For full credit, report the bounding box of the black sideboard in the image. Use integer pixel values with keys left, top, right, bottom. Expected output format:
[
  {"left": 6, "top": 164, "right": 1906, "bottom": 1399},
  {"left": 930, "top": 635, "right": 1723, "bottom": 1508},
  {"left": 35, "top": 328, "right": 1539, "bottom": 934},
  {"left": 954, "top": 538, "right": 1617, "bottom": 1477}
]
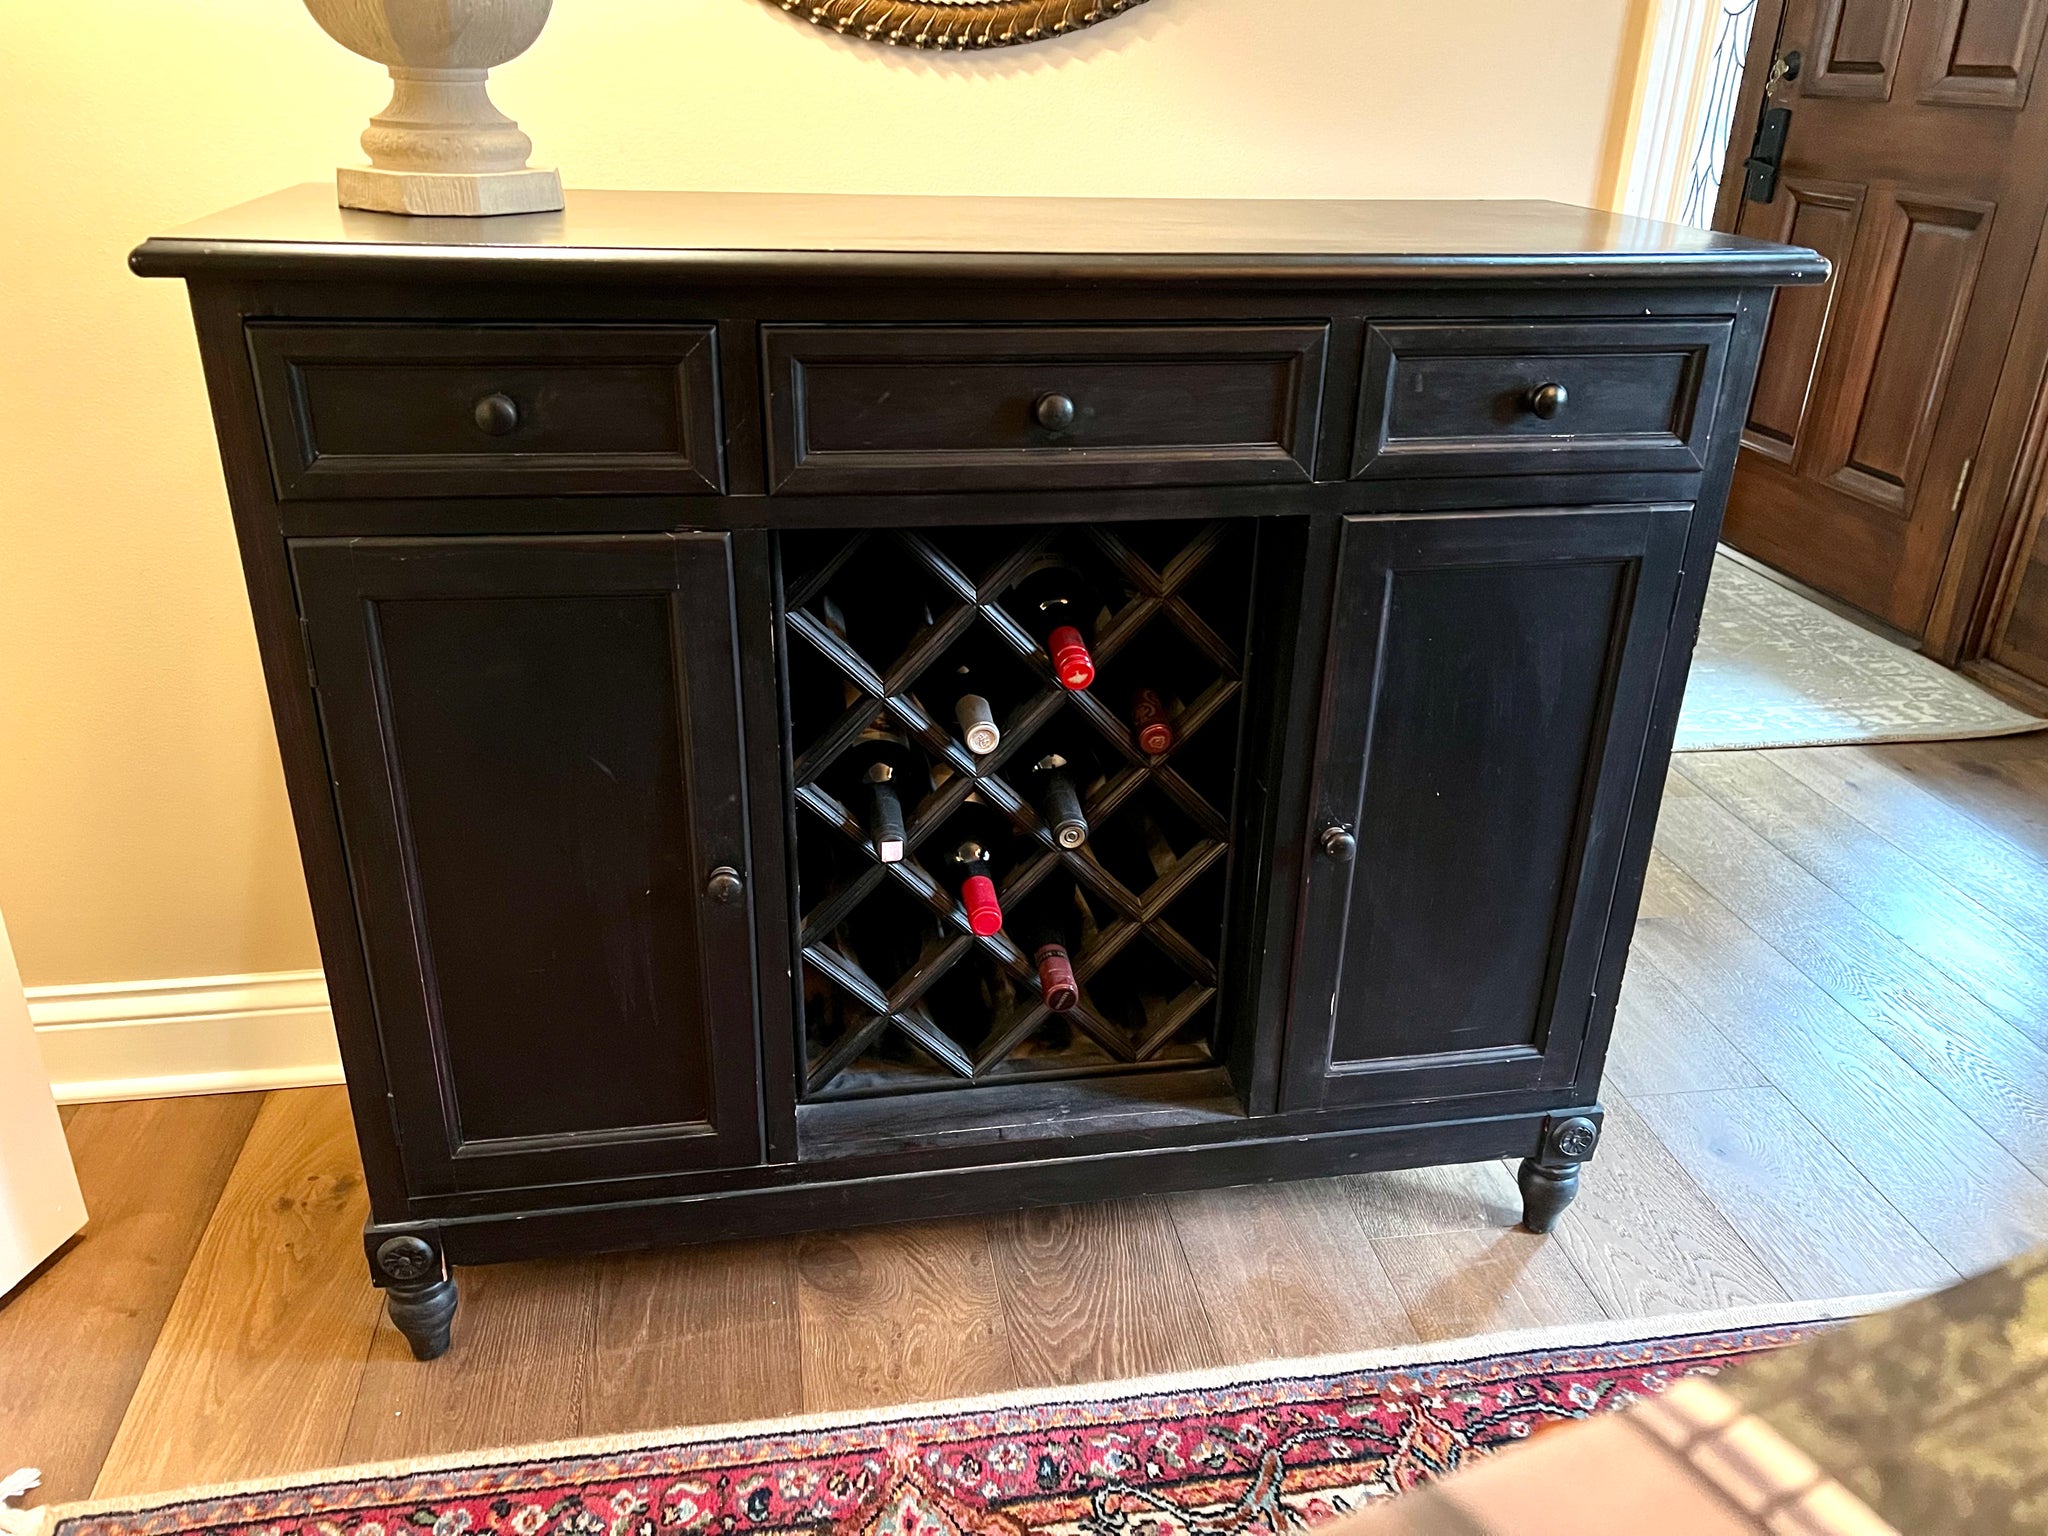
[{"left": 134, "top": 188, "right": 1824, "bottom": 1358}]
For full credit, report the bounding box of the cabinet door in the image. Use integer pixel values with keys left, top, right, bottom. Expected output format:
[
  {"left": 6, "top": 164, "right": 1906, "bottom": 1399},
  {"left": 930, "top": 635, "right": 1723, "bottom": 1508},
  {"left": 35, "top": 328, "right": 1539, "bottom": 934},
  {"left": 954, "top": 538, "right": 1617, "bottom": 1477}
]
[
  {"left": 294, "top": 534, "right": 762, "bottom": 1194},
  {"left": 1282, "top": 505, "right": 1689, "bottom": 1111}
]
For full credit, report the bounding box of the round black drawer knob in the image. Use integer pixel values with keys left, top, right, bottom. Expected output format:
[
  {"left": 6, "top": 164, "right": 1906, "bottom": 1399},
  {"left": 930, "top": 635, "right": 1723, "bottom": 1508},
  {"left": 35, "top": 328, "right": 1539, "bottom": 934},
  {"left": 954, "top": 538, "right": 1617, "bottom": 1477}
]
[
  {"left": 1526, "top": 382, "right": 1569, "bottom": 420},
  {"left": 706, "top": 865, "right": 745, "bottom": 904},
  {"left": 473, "top": 392, "right": 520, "bottom": 436},
  {"left": 1034, "top": 392, "right": 1077, "bottom": 431},
  {"left": 1320, "top": 825, "right": 1357, "bottom": 862}
]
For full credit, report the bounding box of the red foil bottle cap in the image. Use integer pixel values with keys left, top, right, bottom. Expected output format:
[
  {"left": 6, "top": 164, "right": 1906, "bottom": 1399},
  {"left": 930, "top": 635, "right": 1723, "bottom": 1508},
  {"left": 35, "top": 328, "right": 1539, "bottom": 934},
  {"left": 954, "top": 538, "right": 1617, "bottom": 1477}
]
[
  {"left": 1035, "top": 943, "right": 1078, "bottom": 1012},
  {"left": 1137, "top": 719, "right": 1175, "bottom": 755},
  {"left": 1048, "top": 625, "right": 1095, "bottom": 691},
  {"left": 961, "top": 874, "right": 1003, "bottom": 936}
]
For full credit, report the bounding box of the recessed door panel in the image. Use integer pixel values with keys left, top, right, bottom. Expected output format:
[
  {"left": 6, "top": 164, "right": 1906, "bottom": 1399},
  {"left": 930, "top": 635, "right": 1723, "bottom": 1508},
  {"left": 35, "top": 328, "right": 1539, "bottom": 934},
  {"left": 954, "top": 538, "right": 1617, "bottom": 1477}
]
[
  {"left": 294, "top": 534, "right": 763, "bottom": 1195},
  {"left": 1825, "top": 193, "right": 1994, "bottom": 512},
  {"left": 1920, "top": 0, "right": 2048, "bottom": 106},
  {"left": 1280, "top": 505, "right": 1690, "bottom": 1112},
  {"left": 1739, "top": 180, "right": 1866, "bottom": 458},
  {"left": 1808, "top": 0, "right": 1914, "bottom": 96}
]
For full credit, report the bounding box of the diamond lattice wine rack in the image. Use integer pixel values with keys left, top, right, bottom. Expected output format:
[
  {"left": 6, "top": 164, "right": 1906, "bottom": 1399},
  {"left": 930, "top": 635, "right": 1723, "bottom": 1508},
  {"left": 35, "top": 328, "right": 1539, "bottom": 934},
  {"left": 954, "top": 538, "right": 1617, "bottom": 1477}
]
[{"left": 777, "top": 519, "right": 1257, "bottom": 1101}]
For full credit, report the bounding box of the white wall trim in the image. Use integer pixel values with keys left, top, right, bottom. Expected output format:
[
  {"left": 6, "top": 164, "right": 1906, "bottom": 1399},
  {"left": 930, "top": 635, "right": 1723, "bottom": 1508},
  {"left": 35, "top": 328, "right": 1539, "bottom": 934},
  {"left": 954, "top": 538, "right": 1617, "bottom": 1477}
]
[{"left": 28, "top": 969, "right": 344, "bottom": 1103}]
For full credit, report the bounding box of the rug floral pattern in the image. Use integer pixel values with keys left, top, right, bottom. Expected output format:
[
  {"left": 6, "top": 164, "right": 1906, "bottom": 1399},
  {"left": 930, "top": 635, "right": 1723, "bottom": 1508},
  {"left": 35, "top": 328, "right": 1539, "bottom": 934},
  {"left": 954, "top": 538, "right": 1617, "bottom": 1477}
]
[{"left": 54, "top": 1324, "right": 1818, "bottom": 1536}]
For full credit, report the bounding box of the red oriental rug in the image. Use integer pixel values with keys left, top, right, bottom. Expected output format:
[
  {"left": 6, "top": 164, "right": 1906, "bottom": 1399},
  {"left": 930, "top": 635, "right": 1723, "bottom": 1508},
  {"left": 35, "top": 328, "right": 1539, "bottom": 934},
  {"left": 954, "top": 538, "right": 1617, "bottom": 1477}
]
[{"left": 40, "top": 1305, "right": 1860, "bottom": 1536}]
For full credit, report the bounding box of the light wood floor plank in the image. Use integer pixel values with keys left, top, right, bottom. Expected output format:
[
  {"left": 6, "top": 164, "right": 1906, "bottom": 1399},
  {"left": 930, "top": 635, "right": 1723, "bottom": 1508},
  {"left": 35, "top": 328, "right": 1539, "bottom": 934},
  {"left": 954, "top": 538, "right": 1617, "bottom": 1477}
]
[
  {"left": 1878, "top": 735, "right": 2048, "bottom": 861},
  {"left": 991, "top": 1198, "right": 1221, "bottom": 1387},
  {"left": 1634, "top": 854, "right": 2048, "bottom": 1273},
  {"left": 585, "top": 1237, "right": 804, "bottom": 1432},
  {"left": 1347, "top": 1161, "right": 1524, "bottom": 1241},
  {"left": 1603, "top": 953, "right": 1768, "bottom": 1099},
  {"left": 0, "top": 1094, "right": 262, "bottom": 1504},
  {"left": 1767, "top": 745, "right": 2048, "bottom": 941},
  {"left": 1677, "top": 750, "right": 2048, "bottom": 1043},
  {"left": 1545, "top": 1097, "right": 1786, "bottom": 1318},
  {"left": 341, "top": 1257, "right": 601, "bottom": 1464},
  {"left": 796, "top": 1218, "right": 1017, "bottom": 1412},
  {"left": 1168, "top": 1178, "right": 1416, "bottom": 1361},
  {"left": 1653, "top": 772, "right": 2048, "bottom": 1180},
  {"left": 93, "top": 1088, "right": 384, "bottom": 1498},
  {"left": 1372, "top": 1227, "right": 1608, "bottom": 1341},
  {"left": 1633, "top": 1086, "right": 1957, "bottom": 1300}
]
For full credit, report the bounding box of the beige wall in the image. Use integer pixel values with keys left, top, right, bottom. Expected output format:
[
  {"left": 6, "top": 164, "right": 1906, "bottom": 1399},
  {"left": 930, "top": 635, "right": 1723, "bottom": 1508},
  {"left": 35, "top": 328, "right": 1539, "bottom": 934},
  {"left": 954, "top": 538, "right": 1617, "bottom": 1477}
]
[{"left": 0, "top": 0, "right": 1645, "bottom": 989}]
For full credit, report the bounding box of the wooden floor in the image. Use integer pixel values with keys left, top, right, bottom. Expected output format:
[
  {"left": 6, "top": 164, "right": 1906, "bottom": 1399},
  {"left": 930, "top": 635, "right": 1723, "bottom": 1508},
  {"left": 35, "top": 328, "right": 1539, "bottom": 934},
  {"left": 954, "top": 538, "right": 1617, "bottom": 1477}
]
[{"left": 9, "top": 734, "right": 2048, "bottom": 1509}]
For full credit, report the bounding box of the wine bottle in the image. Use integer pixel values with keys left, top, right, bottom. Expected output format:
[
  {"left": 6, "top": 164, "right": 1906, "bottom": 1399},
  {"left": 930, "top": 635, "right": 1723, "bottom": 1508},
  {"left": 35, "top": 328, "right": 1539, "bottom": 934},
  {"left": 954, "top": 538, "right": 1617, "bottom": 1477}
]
[
  {"left": 1131, "top": 686, "right": 1178, "bottom": 756},
  {"left": 1017, "top": 895, "right": 1080, "bottom": 1014},
  {"left": 942, "top": 630, "right": 1006, "bottom": 756},
  {"left": 1011, "top": 556, "right": 1101, "bottom": 691},
  {"left": 1031, "top": 750, "right": 1090, "bottom": 850},
  {"left": 837, "top": 724, "right": 922, "bottom": 864},
  {"left": 949, "top": 792, "right": 1013, "bottom": 936}
]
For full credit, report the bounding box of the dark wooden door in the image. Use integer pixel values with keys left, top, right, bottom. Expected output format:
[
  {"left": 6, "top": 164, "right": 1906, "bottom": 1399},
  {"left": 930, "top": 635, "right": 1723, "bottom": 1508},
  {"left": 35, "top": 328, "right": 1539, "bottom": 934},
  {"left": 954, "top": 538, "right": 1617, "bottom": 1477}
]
[
  {"left": 1982, "top": 443, "right": 2048, "bottom": 700},
  {"left": 294, "top": 533, "right": 764, "bottom": 1195},
  {"left": 1280, "top": 506, "right": 1689, "bottom": 1112},
  {"left": 1715, "top": 0, "right": 2048, "bottom": 634}
]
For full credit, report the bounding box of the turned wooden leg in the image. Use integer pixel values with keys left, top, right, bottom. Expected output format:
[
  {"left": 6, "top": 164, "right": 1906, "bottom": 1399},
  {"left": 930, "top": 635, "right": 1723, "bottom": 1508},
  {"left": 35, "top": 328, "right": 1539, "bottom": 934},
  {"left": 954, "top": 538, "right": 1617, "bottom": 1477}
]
[
  {"left": 1519, "top": 1114, "right": 1601, "bottom": 1234},
  {"left": 369, "top": 1229, "right": 458, "bottom": 1360},
  {"left": 386, "top": 1272, "right": 459, "bottom": 1359}
]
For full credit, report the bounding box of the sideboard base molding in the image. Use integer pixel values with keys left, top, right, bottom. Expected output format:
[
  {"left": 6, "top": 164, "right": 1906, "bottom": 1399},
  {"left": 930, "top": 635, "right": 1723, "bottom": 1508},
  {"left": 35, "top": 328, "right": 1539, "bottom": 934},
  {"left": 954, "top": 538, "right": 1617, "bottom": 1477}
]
[{"left": 411, "top": 1101, "right": 1603, "bottom": 1267}]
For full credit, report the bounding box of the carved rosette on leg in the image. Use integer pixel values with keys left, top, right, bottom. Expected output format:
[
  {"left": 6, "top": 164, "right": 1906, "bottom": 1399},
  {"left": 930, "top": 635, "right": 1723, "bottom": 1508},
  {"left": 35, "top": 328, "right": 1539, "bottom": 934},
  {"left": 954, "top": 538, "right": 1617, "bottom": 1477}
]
[
  {"left": 302, "top": 0, "right": 564, "bottom": 216},
  {"left": 371, "top": 1230, "right": 458, "bottom": 1359},
  {"left": 1518, "top": 1113, "right": 1601, "bottom": 1234}
]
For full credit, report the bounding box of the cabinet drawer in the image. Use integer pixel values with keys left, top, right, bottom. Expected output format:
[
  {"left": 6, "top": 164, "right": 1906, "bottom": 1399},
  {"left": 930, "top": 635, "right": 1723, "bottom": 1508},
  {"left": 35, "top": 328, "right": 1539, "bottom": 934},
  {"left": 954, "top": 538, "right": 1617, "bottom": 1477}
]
[
  {"left": 248, "top": 323, "right": 724, "bottom": 499},
  {"left": 763, "top": 323, "right": 1328, "bottom": 493},
  {"left": 1350, "top": 318, "right": 1730, "bottom": 478}
]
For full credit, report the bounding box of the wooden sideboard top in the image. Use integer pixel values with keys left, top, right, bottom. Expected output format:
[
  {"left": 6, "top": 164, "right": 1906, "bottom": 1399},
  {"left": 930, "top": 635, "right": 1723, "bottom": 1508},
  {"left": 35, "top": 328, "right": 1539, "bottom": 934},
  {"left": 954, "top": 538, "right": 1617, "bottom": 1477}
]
[{"left": 131, "top": 184, "right": 1827, "bottom": 287}]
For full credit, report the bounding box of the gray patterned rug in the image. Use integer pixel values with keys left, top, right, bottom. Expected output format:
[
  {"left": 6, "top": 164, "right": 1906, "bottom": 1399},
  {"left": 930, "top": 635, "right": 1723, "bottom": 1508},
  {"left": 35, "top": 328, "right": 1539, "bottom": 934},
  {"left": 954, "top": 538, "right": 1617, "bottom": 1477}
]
[{"left": 1675, "top": 554, "right": 2044, "bottom": 751}]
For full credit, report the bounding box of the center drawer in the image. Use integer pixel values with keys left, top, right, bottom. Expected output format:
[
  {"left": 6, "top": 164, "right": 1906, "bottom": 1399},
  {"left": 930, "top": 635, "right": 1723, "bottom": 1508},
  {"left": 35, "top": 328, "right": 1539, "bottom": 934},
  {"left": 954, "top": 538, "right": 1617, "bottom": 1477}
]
[{"left": 762, "top": 323, "right": 1329, "bottom": 494}]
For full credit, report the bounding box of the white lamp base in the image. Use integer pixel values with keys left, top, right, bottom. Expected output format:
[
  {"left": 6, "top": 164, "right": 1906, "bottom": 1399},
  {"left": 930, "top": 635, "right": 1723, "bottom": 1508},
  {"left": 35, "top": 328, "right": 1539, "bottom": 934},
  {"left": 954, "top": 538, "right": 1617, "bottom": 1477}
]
[{"left": 337, "top": 164, "right": 563, "bottom": 217}]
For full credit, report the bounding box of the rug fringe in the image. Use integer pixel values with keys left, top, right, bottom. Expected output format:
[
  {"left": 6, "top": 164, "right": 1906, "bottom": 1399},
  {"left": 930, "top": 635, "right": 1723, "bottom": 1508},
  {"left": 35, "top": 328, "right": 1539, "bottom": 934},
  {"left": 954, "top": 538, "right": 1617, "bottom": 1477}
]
[{"left": 42, "top": 1289, "right": 1915, "bottom": 1527}]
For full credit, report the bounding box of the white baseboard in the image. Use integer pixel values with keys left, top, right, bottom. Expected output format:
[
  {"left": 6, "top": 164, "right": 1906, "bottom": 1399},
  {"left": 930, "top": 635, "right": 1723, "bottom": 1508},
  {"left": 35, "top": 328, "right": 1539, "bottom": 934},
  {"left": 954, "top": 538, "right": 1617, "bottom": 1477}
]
[{"left": 28, "top": 969, "right": 344, "bottom": 1103}]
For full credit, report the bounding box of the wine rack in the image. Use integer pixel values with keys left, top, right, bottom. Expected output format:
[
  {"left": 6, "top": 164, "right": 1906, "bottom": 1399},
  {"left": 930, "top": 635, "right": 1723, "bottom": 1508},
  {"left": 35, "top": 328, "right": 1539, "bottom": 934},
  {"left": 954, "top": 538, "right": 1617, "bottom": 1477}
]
[{"left": 777, "top": 519, "right": 1257, "bottom": 1101}]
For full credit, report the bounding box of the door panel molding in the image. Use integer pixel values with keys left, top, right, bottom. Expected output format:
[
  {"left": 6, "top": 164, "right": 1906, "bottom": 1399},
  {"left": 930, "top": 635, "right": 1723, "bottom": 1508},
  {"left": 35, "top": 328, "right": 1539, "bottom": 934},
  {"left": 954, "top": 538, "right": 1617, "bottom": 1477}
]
[
  {"left": 1919, "top": 0, "right": 2048, "bottom": 107},
  {"left": 1811, "top": 189, "right": 1995, "bottom": 514},
  {"left": 1739, "top": 178, "right": 1868, "bottom": 461},
  {"left": 1806, "top": 0, "right": 1915, "bottom": 98}
]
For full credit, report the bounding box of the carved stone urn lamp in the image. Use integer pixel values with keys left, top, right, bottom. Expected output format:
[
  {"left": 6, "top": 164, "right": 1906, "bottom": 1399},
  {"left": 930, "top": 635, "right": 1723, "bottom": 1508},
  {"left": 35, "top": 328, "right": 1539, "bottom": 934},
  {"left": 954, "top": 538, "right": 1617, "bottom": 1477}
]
[{"left": 303, "top": 0, "right": 563, "bottom": 216}]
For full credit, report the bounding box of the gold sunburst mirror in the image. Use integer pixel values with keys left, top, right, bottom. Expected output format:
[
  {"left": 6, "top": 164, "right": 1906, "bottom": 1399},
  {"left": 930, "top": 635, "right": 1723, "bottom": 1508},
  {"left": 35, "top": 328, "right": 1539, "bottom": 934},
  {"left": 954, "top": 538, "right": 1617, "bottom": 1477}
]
[{"left": 764, "top": 0, "right": 1152, "bottom": 50}]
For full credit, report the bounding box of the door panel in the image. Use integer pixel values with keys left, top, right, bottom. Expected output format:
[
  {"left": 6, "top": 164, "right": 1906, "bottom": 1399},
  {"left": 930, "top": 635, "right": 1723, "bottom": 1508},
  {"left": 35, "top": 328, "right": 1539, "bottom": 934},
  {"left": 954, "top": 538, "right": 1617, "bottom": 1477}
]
[
  {"left": 1738, "top": 178, "right": 1866, "bottom": 457},
  {"left": 1808, "top": 0, "right": 1914, "bottom": 96},
  {"left": 294, "top": 534, "right": 763, "bottom": 1195},
  {"left": 1280, "top": 506, "right": 1689, "bottom": 1112},
  {"left": 1718, "top": 0, "right": 2048, "bottom": 635},
  {"left": 1823, "top": 191, "right": 1993, "bottom": 507},
  {"left": 1920, "top": 0, "right": 2048, "bottom": 105}
]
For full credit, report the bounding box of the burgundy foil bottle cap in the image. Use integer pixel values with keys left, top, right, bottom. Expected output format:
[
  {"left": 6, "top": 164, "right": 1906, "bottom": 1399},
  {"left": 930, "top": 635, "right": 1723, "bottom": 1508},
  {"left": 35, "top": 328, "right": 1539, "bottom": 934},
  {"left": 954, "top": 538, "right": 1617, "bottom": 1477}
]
[{"left": 1035, "top": 943, "right": 1078, "bottom": 1012}]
